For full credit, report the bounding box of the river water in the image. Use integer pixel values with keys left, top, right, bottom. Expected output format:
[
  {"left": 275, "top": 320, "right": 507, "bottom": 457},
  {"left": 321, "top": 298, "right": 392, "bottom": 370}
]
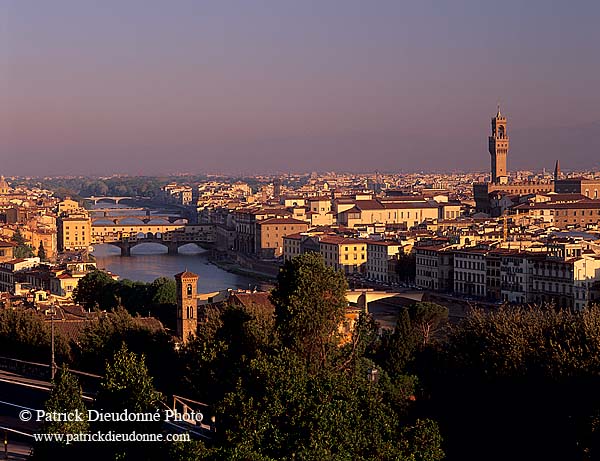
[{"left": 89, "top": 203, "right": 262, "bottom": 292}]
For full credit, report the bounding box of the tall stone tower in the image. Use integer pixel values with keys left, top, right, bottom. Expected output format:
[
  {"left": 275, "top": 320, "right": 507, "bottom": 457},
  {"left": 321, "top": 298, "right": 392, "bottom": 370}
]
[
  {"left": 554, "top": 159, "right": 561, "bottom": 181},
  {"left": 273, "top": 177, "right": 282, "bottom": 201},
  {"left": 175, "top": 271, "right": 198, "bottom": 344},
  {"left": 489, "top": 106, "right": 509, "bottom": 185}
]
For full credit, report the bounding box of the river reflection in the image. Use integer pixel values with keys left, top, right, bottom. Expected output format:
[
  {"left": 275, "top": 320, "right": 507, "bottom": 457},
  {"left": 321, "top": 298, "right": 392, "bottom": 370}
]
[{"left": 92, "top": 243, "right": 264, "bottom": 293}]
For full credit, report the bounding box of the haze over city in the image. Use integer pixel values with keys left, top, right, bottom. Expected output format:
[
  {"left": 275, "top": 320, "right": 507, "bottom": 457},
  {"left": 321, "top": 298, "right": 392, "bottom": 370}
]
[{"left": 2, "top": 0, "right": 600, "bottom": 176}]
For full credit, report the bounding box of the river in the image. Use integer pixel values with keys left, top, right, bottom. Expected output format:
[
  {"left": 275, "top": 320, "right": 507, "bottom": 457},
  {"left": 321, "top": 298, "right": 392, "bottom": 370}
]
[{"left": 89, "top": 203, "right": 264, "bottom": 292}]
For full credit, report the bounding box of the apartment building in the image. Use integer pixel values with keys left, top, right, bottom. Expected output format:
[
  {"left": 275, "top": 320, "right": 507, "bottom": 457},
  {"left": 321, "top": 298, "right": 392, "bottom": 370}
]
[
  {"left": 500, "top": 251, "right": 533, "bottom": 304},
  {"left": 453, "top": 248, "right": 489, "bottom": 298},
  {"left": 415, "top": 244, "right": 454, "bottom": 292},
  {"left": 0, "top": 241, "right": 15, "bottom": 263},
  {"left": 0, "top": 257, "right": 40, "bottom": 293},
  {"left": 232, "top": 207, "right": 292, "bottom": 254},
  {"left": 58, "top": 213, "right": 92, "bottom": 251},
  {"left": 307, "top": 197, "right": 334, "bottom": 226},
  {"left": 337, "top": 199, "right": 439, "bottom": 229},
  {"left": 366, "top": 241, "right": 402, "bottom": 284},
  {"left": 282, "top": 233, "right": 320, "bottom": 262},
  {"left": 319, "top": 236, "right": 369, "bottom": 274},
  {"left": 255, "top": 218, "right": 309, "bottom": 258},
  {"left": 529, "top": 243, "right": 600, "bottom": 310},
  {"left": 514, "top": 200, "right": 600, "bottom": 229}
]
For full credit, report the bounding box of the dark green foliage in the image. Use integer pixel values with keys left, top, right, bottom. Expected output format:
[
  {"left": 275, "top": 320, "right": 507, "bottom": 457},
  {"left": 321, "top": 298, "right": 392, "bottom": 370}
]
[
  {"left": 187, "top": 254, "right": 445, "bottom": 460},
  {"left": 168, "top": 440, "right": 214, "bottom": 460},
  {"left": 408, "top": 302, "right": 448, "bottom": 346},
  {"left": 149, "top": 276, "right": 176, "bottom": 305},
  {"left": 216, "top": 349, "right": 442, "bottom": 461},
  {"left": 72, "top": 270, "right": 119, "bottom": 310},
  {"left": 32, "top": 368, "right": 89, "bottom": 460},
  {"left": 96, "top": 343, "right": 162, "bottom": 413},
  {"left": 423, "top": 305, "right": 600, "bottom": 460},
  {"left": 375, "top": 309, "right": 419, "bottom": 378},
  {"left": 374, "top": 302, "right": 447, "bottom": 380},
  {"left": 45, "top": 367, "right": 89, "bottom": 433},
  {"left": 73, "top": 271, "right": 176, "bottom": 321},
  {"left": 395, "top": 252, "right": 416, "bottom": 282},
  {"left": 92, "top": 344, "right": 164, "bottom": 460},
  {"left": 11, "top": 227, "right": 35, "bottom": 258},
  {"left": 271, "top": 252, "right": 348, "bottom": 371},
  {"left": 75, "top": 306, "right": 177, "bottom": 393},
  {"left": 37, "top": 241, "right": 47, "bottom": 261},
  {"left": 181, "top": 302, "right": 276, "bottom": 404},
  {"left": 0, "top": 308, "right": 70, "bottom": 363}
]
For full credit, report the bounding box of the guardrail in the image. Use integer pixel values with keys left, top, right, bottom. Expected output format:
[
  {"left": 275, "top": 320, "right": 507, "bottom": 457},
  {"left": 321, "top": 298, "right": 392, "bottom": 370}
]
[{"left": 0, "top": 357, "right": 102, "bottom": 394}]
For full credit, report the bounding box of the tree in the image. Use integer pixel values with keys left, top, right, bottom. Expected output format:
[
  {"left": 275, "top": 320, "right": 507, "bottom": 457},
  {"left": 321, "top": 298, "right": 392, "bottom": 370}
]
[
  {"left": 408, "top": 302, "right": 448, "bottom": 346},
  {"left": 92, "top": 344, "right": 164, "bottom": 460},
  {"left": 270, "top": 253, "right": 347, "bottom": 370},
  {"left": 11, "top": 227, "right": 34, "bottom": 258},
  {"left": 181, "top": 301, "right": 275, "bottom": 404},
  {"left": 0, "top": 309, "right": 70, "bottom": 363},
  {"left": 72, "top": 270, "right": 118, "bottom": 310},
  {"left": 375, "top": 309, "right": 418, "bottom": 378},
  {"left": 32, "top": 368, "right": 89, "bottom": 460},
  {"left": 149, "top": 276, "right": 176, "bottom": 305},
  {"left": 75, "top": 306, "right": 177, "bottom": 394},
  {"left": 420, "top": 305, "right": 600, "bottom": 460},
  {"left": 396, "top": 252, "right": 416, "bottom": 282},
  {"left": 97, "top": 343, "right": 162, "bottom": 413},
  {"left": 37, "top": 241, "right": 47, "bottom": 261},
  {"left": 207, "top": 253, "right": 444, "bottom": 460},
  {"left": 217, "top": 349, "right": 443, "bottom": 460}
]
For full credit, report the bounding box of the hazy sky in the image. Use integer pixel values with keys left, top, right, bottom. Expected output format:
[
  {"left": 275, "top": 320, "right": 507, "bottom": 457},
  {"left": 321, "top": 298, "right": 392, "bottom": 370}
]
[{"left": 2, "top": 0, "right": 600, "bottom": 176}]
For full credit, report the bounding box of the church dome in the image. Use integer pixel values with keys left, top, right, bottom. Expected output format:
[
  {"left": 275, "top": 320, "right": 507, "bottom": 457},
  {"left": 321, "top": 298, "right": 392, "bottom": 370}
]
[{"left": 0, "top": 176, "right": 9, "bottom": 195}]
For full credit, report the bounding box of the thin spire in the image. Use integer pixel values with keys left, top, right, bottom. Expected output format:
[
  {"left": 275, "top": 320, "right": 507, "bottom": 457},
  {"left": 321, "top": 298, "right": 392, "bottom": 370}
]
[{"left": 496, "top": 102, "right": 501, "bottom": 118}]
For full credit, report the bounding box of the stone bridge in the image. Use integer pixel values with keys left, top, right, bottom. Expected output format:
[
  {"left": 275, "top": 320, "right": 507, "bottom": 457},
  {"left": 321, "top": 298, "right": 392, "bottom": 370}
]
[
  {"left": 107, "top": 237, "right": 214, "bottom": 256},
  {"left": 92, "top": 224, "right": 216, "bottom": 256},
  {"left": 91, "top": 215, "right": 186, "bottom": 225},
  {"left": 84, "top": 196, "right": 134, "bottom": 205}
]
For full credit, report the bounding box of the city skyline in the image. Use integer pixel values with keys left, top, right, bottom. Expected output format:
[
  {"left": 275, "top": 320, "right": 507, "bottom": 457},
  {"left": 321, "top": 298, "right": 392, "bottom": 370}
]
[{"left": 2, "top": 0, "right": 600, "bottom": 176}]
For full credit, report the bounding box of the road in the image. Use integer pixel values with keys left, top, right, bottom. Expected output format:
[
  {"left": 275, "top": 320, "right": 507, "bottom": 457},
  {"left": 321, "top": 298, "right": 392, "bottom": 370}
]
[{"left": 0, "top": 373, "right": 50, "bottom": 460}]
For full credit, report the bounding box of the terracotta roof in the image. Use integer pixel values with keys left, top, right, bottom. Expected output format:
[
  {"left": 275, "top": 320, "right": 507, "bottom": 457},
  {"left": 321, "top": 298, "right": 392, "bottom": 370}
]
[
  {"left": 52, "top": 321, "right": 88, "bottom": 343},
  {"left": 258, "top": 217, "right": 309, "bottom": 225},
  {"left": 134, "top": 317, "right": 164, "bottom": 332},
  {"left": 354, "top": 200, "right": 384, "bottom": 210},
  {"left": 230, "top": 292, "right": 275, "bottom": 311},
  {"left": 381, "top": 195, "right": 426, "bottom": 201},
  {"left": 546, "top": 193, "right": 591, "bottom": 202},
  {"left": 174, "top": 270, "right": 198, "bottom": 279},
  {"left": 367, "top": 240, "right": 402, "bottom": 246},
  {"left": 319, "top": 236, "right": 370, "bottom": 245},
  {"left": 381, "top": 201, "right": 438, "bottom": 209},
  {"left": 282, "top": 233, "right": 305, "bottom": 240}
]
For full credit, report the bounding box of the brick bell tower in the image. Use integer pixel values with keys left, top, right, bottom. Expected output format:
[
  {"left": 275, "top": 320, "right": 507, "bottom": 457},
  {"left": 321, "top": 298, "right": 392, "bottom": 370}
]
[
  {"left": 175, "top": 270, "right": 198, "bottom": 344},
  {"left": 489, "top": 105, "right": 509, "bottom": 185}
]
